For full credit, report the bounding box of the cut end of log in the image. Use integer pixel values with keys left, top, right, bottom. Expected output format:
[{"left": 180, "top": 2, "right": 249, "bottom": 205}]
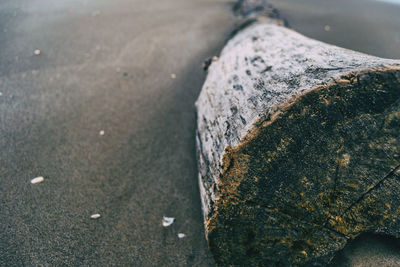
[
  {"left": 195, "top": 2, "right": 400, "bottom": 264},
  {"left": 205, "top": 67, "right": 400, "bottom": 266}
]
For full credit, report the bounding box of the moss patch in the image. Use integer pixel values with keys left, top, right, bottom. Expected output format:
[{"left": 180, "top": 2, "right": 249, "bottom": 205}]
[{"left": 208, "top": 68, "right": 400, "bottom": 266}]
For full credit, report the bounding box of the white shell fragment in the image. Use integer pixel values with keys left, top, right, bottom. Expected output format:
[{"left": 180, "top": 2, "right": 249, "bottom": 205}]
[
  {"left": 99, "top": 130, "right": 105, "bottom": 136},
  {"left": 90, "top": 213, "right": 101, "bottom": 219},
  {"left": 170, "top": 73, "right": 176, "bottom": 79},
  {"left": 31, "top": 176, "right": 44, "bottom": 184},
  {"left": 178, "top": 233, "right": 186, "bottom": 238},
  {"left": 34, "top": 49, "right": 41, "bottom": 55},
  {"left": 162, "top": 216, "right": 175, "bottom": 227}
]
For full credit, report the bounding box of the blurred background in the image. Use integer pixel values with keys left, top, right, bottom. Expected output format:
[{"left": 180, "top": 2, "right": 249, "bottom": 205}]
[{"left": 1, "top": 0, "right": 399, "bottom": 266}]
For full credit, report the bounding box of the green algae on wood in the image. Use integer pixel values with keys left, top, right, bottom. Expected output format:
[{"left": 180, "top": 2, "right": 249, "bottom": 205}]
[{"left": 195, "top": 2, "right": 400, "bottom": 265}]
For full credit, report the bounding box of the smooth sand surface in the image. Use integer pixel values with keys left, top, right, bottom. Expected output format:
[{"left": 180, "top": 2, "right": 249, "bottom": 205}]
[
  {"left": 1, "top": 0, "right": 400, "bottom": 266},
  {"left": 268, "top": 0, "right": 400, "bottom": 59},
  {"left": 0, "top": 0, "right": 235, "bottom": 265}
]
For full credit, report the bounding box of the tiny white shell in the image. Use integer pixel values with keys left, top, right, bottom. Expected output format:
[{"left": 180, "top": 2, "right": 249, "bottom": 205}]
[
  {"left": 177, "top": 233, "right": 185, "bottom": 238},
  {"left": 99, "top": 130, "right": 105, "bottom": 136},
  {"left": 31, "top": 176, "right": 44, "bottom": 184},
  {"left": 34, "top": 49, "right": 41, "bottom": 55},
  {"left": 162, "top": 216, "right": 174, "bottom": 227},
  {"left": 90, "top": 213, "right": 101, "bottom": 219}
]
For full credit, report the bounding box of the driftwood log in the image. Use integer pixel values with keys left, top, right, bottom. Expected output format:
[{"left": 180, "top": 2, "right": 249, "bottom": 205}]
[{"left": 195, "top": 1, "right": 400, "bottom": 266}]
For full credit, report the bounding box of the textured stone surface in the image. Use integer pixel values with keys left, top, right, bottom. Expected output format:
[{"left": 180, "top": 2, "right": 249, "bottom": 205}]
[{"left": 195, "top": 7, "right": 400, "bottom": 266}]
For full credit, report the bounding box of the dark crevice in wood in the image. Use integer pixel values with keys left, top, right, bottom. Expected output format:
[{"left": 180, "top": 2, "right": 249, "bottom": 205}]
[
  {"left": 339, "top": 164, "right": 400, "bottom": 217},
  {"left": 244, "top": 200, "right": 350, "bottom": 239}
]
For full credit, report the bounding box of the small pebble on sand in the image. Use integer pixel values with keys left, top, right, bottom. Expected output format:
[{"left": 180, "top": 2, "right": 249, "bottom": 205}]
[
  {"left": 99, "top": 130, "right": 105, "bottom": 136},
  {"left": 0, "top": 92, "right": 2, "bottom": 96},
  {"left": 178, "top": 233, "right": 185, "bottom": 238},
  {"left": 171, "top": 73, "right": 176, "bottom": 79},
  {"left": 34, "top": 49, "right": 41, "bottom": 55},
  {"left": 324, "top": 25, "right": 331, "bottom": 32},
  {"left": 31, "top": 176, "right": 44, "bottom": 184},
  {"left": 91, "top": 214, "right": 101, "bottom": 219},
  {"left": 162, "top": 216, "right": 174, "bottom": 227}
]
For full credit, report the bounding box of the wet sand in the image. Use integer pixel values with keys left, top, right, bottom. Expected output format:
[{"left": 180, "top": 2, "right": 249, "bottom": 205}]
[
  {"left": 1, "top": 0, "right": 400, "bottom": 266},
  {"left": 268, "top": 0, "right": 400, "bottom": 59},
  {"left": 0, "top": 0, "right": 235, "bottom": 265}
]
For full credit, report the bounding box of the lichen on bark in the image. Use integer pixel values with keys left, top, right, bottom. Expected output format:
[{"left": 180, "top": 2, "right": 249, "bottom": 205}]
[
  {"left": 198, "top": 66, "right": 400, "bottom": 266},
  {"left": 195, "top": 1, "right": 400, "bottom": 265}
]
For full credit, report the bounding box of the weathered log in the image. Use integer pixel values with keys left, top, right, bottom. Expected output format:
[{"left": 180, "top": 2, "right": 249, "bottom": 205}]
[{"left": 195, "top": 1, "right": 400, "bottom": 266}]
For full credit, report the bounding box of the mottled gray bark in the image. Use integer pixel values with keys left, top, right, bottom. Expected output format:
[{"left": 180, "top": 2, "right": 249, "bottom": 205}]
[{"left": 195, "top": 1, "right": 400, "bottom": 266}]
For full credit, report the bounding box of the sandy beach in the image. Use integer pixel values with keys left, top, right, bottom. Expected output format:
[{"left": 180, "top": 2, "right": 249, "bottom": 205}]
[
  {"left": 1, "top": 0, "right": 399, "bottom": 266},
  {"left": 0, "top": 0, "right": 235, "bottom": 265},
  {"left": 268, "top": 0, "right": 400, "bottom": 59}
]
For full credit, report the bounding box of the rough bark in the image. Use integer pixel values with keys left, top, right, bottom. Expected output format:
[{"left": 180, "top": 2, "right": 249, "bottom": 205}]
[{"left": 195, "top": 1, "right": 400, "bottom": 266}]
